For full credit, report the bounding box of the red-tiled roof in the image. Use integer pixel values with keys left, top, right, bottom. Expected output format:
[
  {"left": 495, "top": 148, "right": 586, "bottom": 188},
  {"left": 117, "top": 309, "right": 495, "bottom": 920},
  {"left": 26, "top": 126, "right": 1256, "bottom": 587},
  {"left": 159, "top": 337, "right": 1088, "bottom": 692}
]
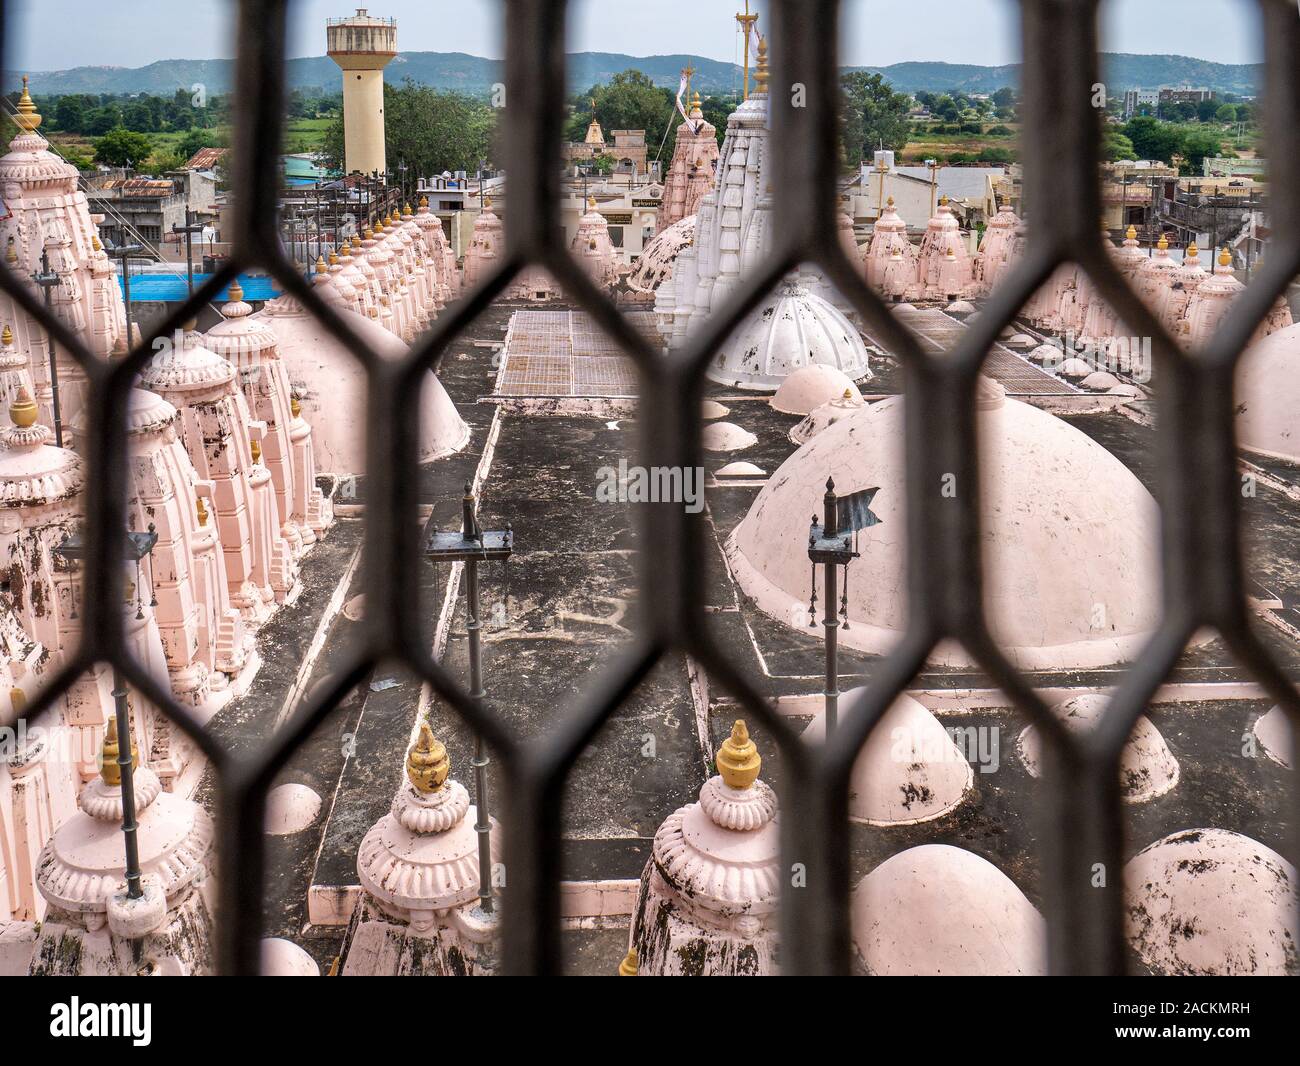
[{"left": 184, "top": 147, "right": 228, "bottom": 171}]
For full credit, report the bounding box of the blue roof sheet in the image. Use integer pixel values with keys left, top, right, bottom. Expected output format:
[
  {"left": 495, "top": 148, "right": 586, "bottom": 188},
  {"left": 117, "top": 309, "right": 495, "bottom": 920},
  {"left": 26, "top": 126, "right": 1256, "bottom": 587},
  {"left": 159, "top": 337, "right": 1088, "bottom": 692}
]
[{"left": 118, "top": 273, "right": 282, "bottom": 303}]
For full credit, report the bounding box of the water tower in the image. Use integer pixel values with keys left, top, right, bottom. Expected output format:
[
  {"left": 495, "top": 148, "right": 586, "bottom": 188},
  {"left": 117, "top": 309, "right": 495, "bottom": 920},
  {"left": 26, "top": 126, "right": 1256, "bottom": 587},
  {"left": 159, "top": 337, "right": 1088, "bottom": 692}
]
[{"left": 326, "top": 8, "right": 397, "bottom": 179}]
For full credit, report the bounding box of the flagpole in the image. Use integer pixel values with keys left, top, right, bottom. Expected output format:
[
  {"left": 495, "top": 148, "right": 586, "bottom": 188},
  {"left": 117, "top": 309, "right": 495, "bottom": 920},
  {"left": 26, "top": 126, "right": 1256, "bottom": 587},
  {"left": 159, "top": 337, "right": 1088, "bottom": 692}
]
[
  {"left": 822, "top": 478, "right": 841, "bottom": 736},
  {"left": 808, "top": 479, "right": 874, "bottom": 740}
]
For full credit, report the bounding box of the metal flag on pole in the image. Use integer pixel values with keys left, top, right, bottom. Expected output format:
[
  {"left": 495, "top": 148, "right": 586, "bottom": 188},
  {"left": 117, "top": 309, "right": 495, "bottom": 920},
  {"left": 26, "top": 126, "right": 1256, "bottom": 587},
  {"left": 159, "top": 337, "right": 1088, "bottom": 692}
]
[
  {"left": 807, "top": 479, "right": 880, "bottom": 736},
  {"left": 835, "top": 486, "right": 882, "bottom": 535}
]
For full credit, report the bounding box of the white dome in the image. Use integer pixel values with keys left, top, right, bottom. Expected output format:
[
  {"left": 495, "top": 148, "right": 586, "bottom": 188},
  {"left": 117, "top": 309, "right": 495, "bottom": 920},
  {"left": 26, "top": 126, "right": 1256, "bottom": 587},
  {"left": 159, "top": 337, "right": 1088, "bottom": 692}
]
[
  {"left": 260, "top": 937, "right": 320, "bottom": 976},
  {"left": 1081, "top": 371, "right": 1121, "bottom": 391},
  {"left": 803, "top": 691, "right": 972, "bottom": 824},
  {"left": 1253, "top": 706, "right": 1292, "bottom": 769},
  {"left": 714, "top": 461, "right": 766, "bottom": 477},
  {"left": 1126, "top": 829, "right": 1298, "bottom": 975},
  {"left": 1017, "top": 694, "right": 1179, "bottom": 803},
  {"left": 628, "top": 215, "right": 695, "bottom": 291},
  {"left": 726, "top": 378, "right": 1161, "bottom": 668},
  {"left": 700, "top": 400, "right": 729, "bottom": 420},
  {"left": 708, "top": 279, "right": 871, "bottom": 391},
  {"left": 1058, "top": 357, "right": 1093, "bottom": 379},
  {"left": 789, "top": 390, "right": 864, "bottom": 445},
  {"left": 257, "top": 297, "right": 469, "bottom": 475},
  {"left": 702, "top": 421, "right": 757, "bottom": 452},
  {"left": 264, "top": 783, "right": 323, "bottom": 835},
  {"left": 1028, "top": 344, "right": 1059, "bottom": 364},
  {"left": 1236, "top": 322, "right": 1300, "bottom": 462},
  {"left": 771, "top": 364, "right": 863, "bottom": 416},
  {"left": 852, "top": 845, "right": 1046, "bottom": 975}
]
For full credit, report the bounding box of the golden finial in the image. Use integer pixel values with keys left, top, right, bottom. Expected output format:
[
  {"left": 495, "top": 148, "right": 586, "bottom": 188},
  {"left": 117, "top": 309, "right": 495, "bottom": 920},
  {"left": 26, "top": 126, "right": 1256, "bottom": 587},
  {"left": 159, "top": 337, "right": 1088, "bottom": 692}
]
[
  {"left": 483, "top": 195, "right": 492, "bottom": 209},
  {"left": 1219, "top": 246, "right": 1232, "bottom": 267},
  {"left": 843, "top": 388, "right": 853, "bottom": 400},
  {"left": 14, "top": 75, "right": 41, "bottom": 132},
  {"left": 196, "top": 496, "right": 209, "bottom": 527},
  {"left": 618, "top": 948, "right": 639, "bottom": 976},
  {"left": 100, "top": 714, "right": 138, "bottom": 788},
  {"left": 92, "top": 234, "right": 102, "bottom": 252},
  {"left": 1126, "top": 224, "right": 1138, "bottom": 241},
  {"left": 363, "top": 226, "right": 374, "bottom": 240},
  {"left": 10, "top": 687, "right": 26, "bottom": 716},
  {"left": 315, "top": 254, "right": 328, "bottom": 275},
  {"left": 228, "top": 279, "right": 244, "bottom": 303},
  {"left": 406, "top": 720, "right": 450, "bottom": 793},
  {"left": 329, "top": 251, "right": 339, "bottom": 266},
  {"left": 5, "top": 236, "right": 17, "bottom": 265},
  {"left": 419, "top": 195, "right": 429, "bottom": 209},
  {"left": 1, "top": 324, "right": 11, "bottom": 346},
  {"left": 1187, "top": 242, "right": 1198, "bottom": 258},
  {"left": 755, "top": 36, "right": 769, "bottom": 94},
  {"left": 10, "top": 385, "right": 38, "bottom": 429},
  {"left": 1157, "top": 234, "right": 1168, "bottom": 251},
  {"left": 290, "top": 394, "right": 301, "bottom": 418},
  {"left": 587, "top": 195, "right": 597, "bottom": 210},
  {"left": 939, "top": 194, "right": 949, "bottom": 207},
  {"left": 250, "top": 438, "right": 262, "bottom": 464},
  {"left": 716, "top": 719, "right": 761, "bottom": 790},
  {"left": 403, "top": 202, "right": 412, "bottom": 215}
]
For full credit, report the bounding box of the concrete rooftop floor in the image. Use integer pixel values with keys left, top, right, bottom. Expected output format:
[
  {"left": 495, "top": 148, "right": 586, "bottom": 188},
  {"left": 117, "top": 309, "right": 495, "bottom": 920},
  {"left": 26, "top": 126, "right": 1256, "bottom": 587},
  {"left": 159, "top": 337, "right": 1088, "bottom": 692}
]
[{"left": 193, "top": 289, "right": 1300, "bottom": 976}]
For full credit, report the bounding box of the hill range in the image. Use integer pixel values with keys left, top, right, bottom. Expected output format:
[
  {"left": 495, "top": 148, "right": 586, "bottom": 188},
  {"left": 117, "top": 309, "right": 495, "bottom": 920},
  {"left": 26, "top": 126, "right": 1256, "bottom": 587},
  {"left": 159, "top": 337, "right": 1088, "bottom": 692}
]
[{"left": 5, "top": 51, "right": 1262, "bottom": 99}]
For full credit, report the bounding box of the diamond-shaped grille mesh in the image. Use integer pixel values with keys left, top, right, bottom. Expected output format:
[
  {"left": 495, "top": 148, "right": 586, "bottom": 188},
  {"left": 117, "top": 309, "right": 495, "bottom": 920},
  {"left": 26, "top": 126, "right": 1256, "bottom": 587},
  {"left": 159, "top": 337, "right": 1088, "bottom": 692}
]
[{"left": 1, "top": 0, "right": 1297, "bottom": 976}]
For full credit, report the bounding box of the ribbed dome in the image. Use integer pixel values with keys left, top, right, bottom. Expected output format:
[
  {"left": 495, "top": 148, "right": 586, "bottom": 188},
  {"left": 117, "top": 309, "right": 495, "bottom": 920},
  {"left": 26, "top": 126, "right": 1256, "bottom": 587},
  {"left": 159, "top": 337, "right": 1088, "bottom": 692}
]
[
  {"left": 139, "top": 330, "right": 236, "bottom": 395},
  {"left": 628, "top": 215, "right": 695, "bottom": 291},
  {"left": 1236, "top": 322, "right": 1300, "bottom": 462},
  {"left": 1126, "top": 829, "right": 1298, "bottom": 975},
  {"left": 803, "top": 691, "right": 972, "bottom": 825},
  {"left": 256, "top": 297, "right": 469, "bottom": 475},
  {"left": 852, "top": 845, "right": 1046, "bottom": 975},
  {"left": 0, "top": 417, "right": 84, "bottom": 507},
  {"left": 726, "top": 379, "right": 1161, "bottom": 668},
  {"left": 709, "top": 279, "right": 871, "bottom": 391}
]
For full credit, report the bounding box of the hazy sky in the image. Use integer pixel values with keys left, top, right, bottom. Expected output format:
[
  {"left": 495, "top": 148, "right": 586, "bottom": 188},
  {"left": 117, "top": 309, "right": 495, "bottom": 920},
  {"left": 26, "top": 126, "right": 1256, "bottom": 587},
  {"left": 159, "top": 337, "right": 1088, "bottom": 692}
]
[{"left": 7, "top": 0, "right": 1267, "bottom": 72}]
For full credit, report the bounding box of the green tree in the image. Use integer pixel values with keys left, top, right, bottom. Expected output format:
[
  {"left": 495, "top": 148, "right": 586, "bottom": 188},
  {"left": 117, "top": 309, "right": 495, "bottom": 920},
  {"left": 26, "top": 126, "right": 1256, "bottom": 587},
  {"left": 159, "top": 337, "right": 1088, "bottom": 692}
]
[
  {"left": 566, "top": 70, "right": 676, "bottom": 160},
  {"left": 149, "top": 149, "right": 188, "bottom": 173},
  {"left": 1215, "top": 103, "right": 1238, "bottom": 124},
  {"left": 179, "top": 126, "right": 226, "bottom": 159},
  {"left": 85, "top": 105, "right": 122, "bottom": 135},
  {"left": 1101, "top": 129, "right": 1136, "bottom": 161},
  {"left": 93, "top": 126, "right": 153, "bottom": 168},
  {"left": 839, "top": 71, "right": 911, "bottom": 164},
  {"left": 697, "top": 94, "right": 734, "bottom": 147},
  {"left": 1122, "top": 115, "right": 1183, "bottom": 164},
  {"left": 1196, "top": 99, "right": 1221, "bottom": 123},
  {"left": 1179, "top": 128, "right": 1223, "bottom": 173},
  {"left": 122, "top": 101, "right": 158, "bottom": 133},
  {"left": 322, "top": 81, "right": 497, "bottom": 178},
  {"left": 53, "top": 95, "right": 89, "bottom": 133}
]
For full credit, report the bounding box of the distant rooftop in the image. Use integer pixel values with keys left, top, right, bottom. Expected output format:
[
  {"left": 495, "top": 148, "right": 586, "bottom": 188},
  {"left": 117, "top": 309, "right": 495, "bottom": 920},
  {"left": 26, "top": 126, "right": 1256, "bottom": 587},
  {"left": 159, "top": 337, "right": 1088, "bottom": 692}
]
[{"left": 116, "top": 273, "right": 281, "bottom": 303}]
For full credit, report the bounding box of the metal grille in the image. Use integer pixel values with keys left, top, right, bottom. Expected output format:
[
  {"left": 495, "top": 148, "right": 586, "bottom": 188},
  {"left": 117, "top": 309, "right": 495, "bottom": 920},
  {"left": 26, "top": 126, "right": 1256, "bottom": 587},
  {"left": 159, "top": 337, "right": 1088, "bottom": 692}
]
[
  {"left": 497, "top": 309, "right": 646, "bottom": 396},
  {"left": 3, "top": 0, "right": 1299, "bottom": 976}
]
